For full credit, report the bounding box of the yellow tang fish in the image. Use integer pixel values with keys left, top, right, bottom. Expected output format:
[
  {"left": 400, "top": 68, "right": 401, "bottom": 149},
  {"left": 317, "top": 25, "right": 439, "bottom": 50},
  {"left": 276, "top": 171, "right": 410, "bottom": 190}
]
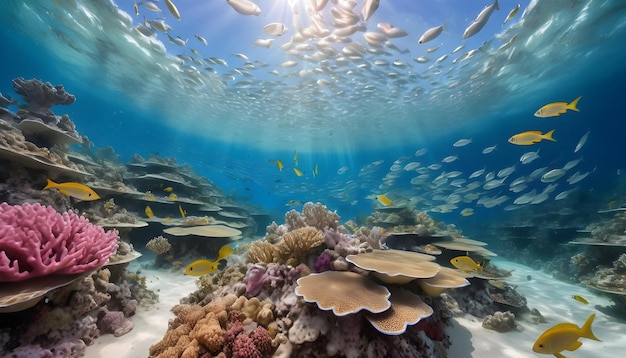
[
  {"left": 277, "top": 159, "right": 284, "bottom": 172},
  {"left": 450, "top": 256, "right": 483, "bottom": 271},
  {"left": 534, "top": 96, "right": 582, "bottom": 118},
  {"left": 179, "top": 205, "right": 186, "bottom": 218},
  {"left": 43, "top": 179, "right": 100, "bottom": 201},
  {"left": 164, "top": 187, "right": 173, "bottom": 192},
  {"left": 532, "top": 314, "right": 601, "bottom": 357},
  {"left": 145, "top": 205, "right": 154, "bottom": 218},
  {"left": 376, "top": 194, "right": 393, "bottom": 206},
  {"left": 293, "top": 168, "right": 304, "bottom": 177},
  {"left": 184, "top": 245, "right": 232, "bottom": 276},
  {"left": 572, "top": 295, "right": 589, "bottom": 305},
  {"left": 168, "top": 193, "right": 178, "bottom": 201},
  {"left": 508, "top": 130, "right": 556, "bottom": 146}
]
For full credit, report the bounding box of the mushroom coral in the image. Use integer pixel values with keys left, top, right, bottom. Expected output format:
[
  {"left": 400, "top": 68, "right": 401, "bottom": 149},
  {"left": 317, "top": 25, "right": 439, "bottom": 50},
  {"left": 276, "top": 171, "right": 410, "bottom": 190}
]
[
  {"left": 346, "top": 249, "right": 440, "bottom": 284},
  {"left": 365, "top": 287, "right": 434, "bottom": 335},
  {"left": 295, "top": 271, "right": 391, "bottom": 316}
]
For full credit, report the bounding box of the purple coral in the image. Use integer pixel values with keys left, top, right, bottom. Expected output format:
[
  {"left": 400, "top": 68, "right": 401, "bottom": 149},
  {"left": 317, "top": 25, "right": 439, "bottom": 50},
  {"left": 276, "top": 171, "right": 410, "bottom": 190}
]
[
  {"left": 313, "top": 251, "right": 332, "bottom": 272},
  {"left": 0, "top": 202, "right": 118, "bottom": 282},
  {"left": 245, "top": 264, "right": 269, "bottom": 296}
]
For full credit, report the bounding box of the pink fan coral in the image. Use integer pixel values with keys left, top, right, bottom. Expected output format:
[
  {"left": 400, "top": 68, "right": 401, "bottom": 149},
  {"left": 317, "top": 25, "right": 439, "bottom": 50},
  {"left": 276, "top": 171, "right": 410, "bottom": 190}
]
[{"left": 0, "top": 202, "right": 118, "bottom": 282}]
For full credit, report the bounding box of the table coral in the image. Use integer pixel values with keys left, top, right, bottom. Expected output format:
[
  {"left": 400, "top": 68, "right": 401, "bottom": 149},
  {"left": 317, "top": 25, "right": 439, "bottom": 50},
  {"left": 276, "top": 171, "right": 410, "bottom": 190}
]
[{"left": 0, "top": 202, "right": 119, "bottom": 282}]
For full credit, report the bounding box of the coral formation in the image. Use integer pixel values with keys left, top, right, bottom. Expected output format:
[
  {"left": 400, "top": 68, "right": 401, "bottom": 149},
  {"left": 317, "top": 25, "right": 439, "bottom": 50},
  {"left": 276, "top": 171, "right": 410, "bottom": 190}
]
[
  {"left": 482, "top": 311, "right": 517, "bottom": 332},
  {"left": 285, "top": 202, "right": 339, "bottom": 231},
  {"left": 12, "top": 77, "right": 76, "bottom": 116},
  {"left": 0, "top": 202, "right": 119, "bottom": 282},
  {"left": 146, "top": 236, "right": 172, "bottom": 255}
]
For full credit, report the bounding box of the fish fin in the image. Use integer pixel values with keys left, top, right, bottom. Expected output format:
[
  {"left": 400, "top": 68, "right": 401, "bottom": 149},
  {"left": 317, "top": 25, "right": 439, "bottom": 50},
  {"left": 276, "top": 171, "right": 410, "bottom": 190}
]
[
  {"left": 568, "top": 96, "right": 582, "bottom": 111},
  {"left": 581, "top": 313, "right": 601, "bottom": 341},
  {"left": 543, "top": 129, "right": 557, "bottom": 142},
  {"left": 565, "top": 340, "right": 582, "bottom": 351},
  {"left": 553, "top": 353, "right": 566, "bottom": 358},
  {"left": 44, "top": 179, "right": 57, "bottom": 190},
  {"left": 494, "top": 0, "right": 500, "bottom": 11}
]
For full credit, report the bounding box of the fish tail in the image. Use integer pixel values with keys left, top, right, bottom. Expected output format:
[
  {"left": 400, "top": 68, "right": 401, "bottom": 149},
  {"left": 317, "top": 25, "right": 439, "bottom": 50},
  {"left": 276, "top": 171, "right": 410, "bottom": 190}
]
[
  {"left": 43, "top": 179, "right": 57, "bottom": 190},
  {"left": 581, "top": 313, "right": 601, "bottom": 342},
  {"left": 568, "top": 96, "right": 582, "bottom": 112},
  {"left": 494, "top": 0, "right": 500, "bottom": 11},
  {"left": 543, "top": 129, "right": 557, "bottom": 142}
]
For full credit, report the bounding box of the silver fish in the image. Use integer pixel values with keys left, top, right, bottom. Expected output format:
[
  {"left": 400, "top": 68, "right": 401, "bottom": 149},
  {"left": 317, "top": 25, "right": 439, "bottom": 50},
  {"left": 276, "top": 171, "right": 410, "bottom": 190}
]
[{"left": 462, "top": 0, "right": 500, "bottom": 40}]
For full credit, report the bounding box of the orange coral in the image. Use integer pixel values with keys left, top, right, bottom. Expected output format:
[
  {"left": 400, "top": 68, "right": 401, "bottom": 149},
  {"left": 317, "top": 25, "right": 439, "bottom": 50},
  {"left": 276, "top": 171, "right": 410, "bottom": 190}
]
[{"left": 190, "top": 312, "right": 224, "bottom": 353}]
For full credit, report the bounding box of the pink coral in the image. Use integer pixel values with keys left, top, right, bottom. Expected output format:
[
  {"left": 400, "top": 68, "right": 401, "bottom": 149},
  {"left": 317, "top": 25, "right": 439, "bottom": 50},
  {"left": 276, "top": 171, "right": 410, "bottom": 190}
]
[
  {"left": 0, "top": 202, "right": 118, "bottom": 282},
  {"left": 232, "top": 334, "right": 262, "bottom": 358}
]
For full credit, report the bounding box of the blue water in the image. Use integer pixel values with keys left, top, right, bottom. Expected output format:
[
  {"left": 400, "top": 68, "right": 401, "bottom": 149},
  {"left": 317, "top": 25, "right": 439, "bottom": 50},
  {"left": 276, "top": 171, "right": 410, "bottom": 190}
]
[{"left": 1, "top": 0, "right": 625, "bottom": 229}]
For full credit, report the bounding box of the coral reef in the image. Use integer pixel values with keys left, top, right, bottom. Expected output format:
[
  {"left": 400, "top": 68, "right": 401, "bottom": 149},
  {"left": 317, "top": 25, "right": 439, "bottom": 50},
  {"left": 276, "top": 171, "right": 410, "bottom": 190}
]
[
  {"left": 482, "top": 311, "right": 517, "bottom": 332},
  {"left": 0, "top": 202, "right": 119, "bottom": 282},
  {"left": 146, "top": 236, "right": 172, "bottom": 255},
  {"left": 12, "top": 78, "right": 75, "bottom": 117},
  {"left": 284, "top": 202, "right": 339, "bottom": 231}
]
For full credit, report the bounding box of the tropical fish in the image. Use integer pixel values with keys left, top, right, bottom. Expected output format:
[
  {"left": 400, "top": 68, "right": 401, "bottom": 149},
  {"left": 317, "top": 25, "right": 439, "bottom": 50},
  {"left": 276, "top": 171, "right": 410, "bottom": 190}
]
[
  {"left": 263, "top": 22, "right": 287, "bottom": 36},
  {"left": 502, "top": 4, "right": 521, "bottom": 26},
  {"left": 361, "top": 0, "right": 380, "bottom": 21},
  {"left": 532, "top": 314, "right": 601, "bottom": 357},
  {"left": 194, "top": 34, "right": 208, "bottom": 46},
  {"left": 453, "top": 138, "right": 472, "bottom": 147},
  {"left": 179, "top": 205, "right": 186, "bottom": 218},
  {"left": 145, "top": 191, "right": 156, "bottom": 201},
  {"left": 293, "top": 150, "right": 298, "bottom": 166},
  {"left": 462, "top": 0, "right": 500, "bottom": 40},
  {"left": 572, "top": 295, "right": 589, "bottom": 305},
  {"left": 574, "top": 131, "right": 590, "bottom": 153},
  {"left": 164, "top": 187, "right": 173, "bottom": 192},
  {"left": 184, "top": 245, "right": 233, "bottom": 276},
  {"left": 164, "top": 0, "right": 181, "bottom": 19},
  {"left": 482, "top": 145, "right": 497, "bottom": 154},
  {"left": 418, "top": 24, "right": 445, "bottom": 44},
  {"left": 227, "top": 0, "right": 261, "bottom": 16},
  {"left": 313, "top": 164, "right": 319, "bottom": 177},
  {"left": 168, "top": 193, "right": 178, "bottom": 200},
  {"left": 508, "top": 130, "right": 556, "bottom": 145},
  {"left": 535, "top": 96, "right": 582, "bottom": 118},
  {"left": 293, "top": 168, "right": 304, "bottom": 177},
  {"left": 460, "top": 208, "right": 474, "bottom": 217},
  {"left": 277, "top": 159, "right": 284, "bottom": 171},
  {"left": 43, "top": 179, "right": 100, "bottom": 201},
  {"left": 450, "top": 256, "right": 482, "bottom": 271},
  {"left": 376, "top": 194, "right": 393, "bottom": 206},
  {"left": 145, "top": 206, "right": 154, "bottom": 218},
  {"left": 133, "top": 1, "right": 139, "bottom": 16}
]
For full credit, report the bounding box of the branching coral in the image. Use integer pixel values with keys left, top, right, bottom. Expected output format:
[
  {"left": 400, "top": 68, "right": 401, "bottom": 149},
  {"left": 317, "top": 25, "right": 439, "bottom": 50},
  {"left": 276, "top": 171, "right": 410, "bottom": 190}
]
[
  {"left": 277, "top": 226, "right": 324, "bottom": 263},
  {"left": 12, "top": 77, "right": 76, "bottom": 116},
  {"left": 285, "top": 202, "right": 339, "bottom": 231},
  {"left": 145, "top": 236, "right": 172, "bottom": 255},
  {"left": 246, "top": 240, "right": 281, "bottom": 264},
  {"left": 0, "top": 202, "right": 119, "bottom": 282}
]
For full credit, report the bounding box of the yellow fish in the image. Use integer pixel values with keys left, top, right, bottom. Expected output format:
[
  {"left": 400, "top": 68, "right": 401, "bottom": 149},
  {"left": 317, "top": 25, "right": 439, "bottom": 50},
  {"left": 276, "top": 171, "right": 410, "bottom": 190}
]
[
  {"left": 184, "top": 245, "right": 232, "bottom": 276},
  {"left": 313, "top": 164, "right": 319, "bottom": 178},
  {"left": 293, "top": 168, "right": 304, "bottom": 177},
  {"left": 164, "top": 187, "right": 173, "bottom": 192},
  {"left": 277, "top": 159, "right": 284, "bottom": 171},
  {"left": 376, "top": 194, "right": 393, "bottom": 206},
  {"left": 293, "top": 150, "right": 298, "bottom": 166},
  {"left": 508, "top": 130, "right": 556, "bottom": 146},
  {"left": 43, "top": 179, "right": 100, "bottom": 201},
  {"left": 533, "top": 314, "right": 601, "bottom": 357},
  {"left": 502, "top": 4, "right": 520, "bottom": 26},
  {"left": 145, "top": 191, "right": 156, "bottom": 201},
  {"left": 168, "top": 193, "right": 178, "bottom": 201},
  {"left": 145, "top": 205, "right": 154, "bottom": 218},
  {"left": 450, "top": 256, "right": 483, "bottom": 271},
  {"left": 164, "top": 0, "right": 181, "bottom": 20},
  {"left": 535, "top": 96, "right": 582, "bottom": 118},
  {"left": 179, "top": 205, "right": 186, "bottom": 218},
  {"left": 572, "top": 295, "right": 589, "bottom": 305}
]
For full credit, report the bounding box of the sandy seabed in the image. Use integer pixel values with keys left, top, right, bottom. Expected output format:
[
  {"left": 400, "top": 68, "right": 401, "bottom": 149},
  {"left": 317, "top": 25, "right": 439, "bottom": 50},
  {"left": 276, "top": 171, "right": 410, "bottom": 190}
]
[{"left": 86, "top": 259, "right": 625, "bottom": 358}]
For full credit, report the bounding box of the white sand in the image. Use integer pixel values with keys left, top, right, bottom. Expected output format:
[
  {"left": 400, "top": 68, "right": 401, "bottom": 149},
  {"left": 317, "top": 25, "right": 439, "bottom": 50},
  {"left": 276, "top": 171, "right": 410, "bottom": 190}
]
[
  {"left": 86, "top": 259, "right": 625, "bottom": 357},
  {"left": 448, "top": 259, "right": 624, "bottom": 358}
]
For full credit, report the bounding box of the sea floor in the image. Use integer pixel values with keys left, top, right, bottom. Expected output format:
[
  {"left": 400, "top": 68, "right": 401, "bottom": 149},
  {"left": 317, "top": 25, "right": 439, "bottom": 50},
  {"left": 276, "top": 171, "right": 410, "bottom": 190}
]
[{"left": 86, "top": 259, "right": 625, "bottom": 358}]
